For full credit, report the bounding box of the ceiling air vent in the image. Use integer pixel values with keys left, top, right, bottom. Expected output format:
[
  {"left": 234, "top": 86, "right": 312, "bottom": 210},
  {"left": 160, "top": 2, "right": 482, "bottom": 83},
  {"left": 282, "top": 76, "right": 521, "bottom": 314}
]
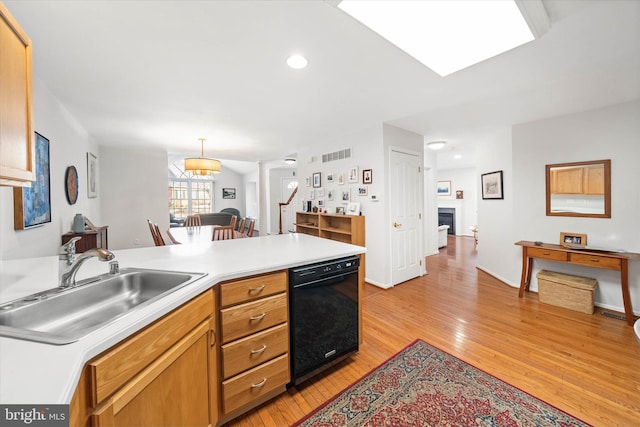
[{"left": 322, "top": 148, "right": 351, "bottom": 163}]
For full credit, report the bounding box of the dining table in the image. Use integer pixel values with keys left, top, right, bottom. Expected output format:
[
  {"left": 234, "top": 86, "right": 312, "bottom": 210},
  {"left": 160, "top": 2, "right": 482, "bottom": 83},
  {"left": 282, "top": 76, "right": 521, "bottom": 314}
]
[{"left": 169, "top": 225, "right": 243, "bottom": 244}]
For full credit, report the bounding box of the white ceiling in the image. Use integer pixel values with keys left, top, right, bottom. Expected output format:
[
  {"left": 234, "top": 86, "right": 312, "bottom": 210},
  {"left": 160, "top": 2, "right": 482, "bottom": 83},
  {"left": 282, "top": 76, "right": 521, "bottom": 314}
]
[{"left": 5, "top": 0, "right": 640, "bottom": 171}]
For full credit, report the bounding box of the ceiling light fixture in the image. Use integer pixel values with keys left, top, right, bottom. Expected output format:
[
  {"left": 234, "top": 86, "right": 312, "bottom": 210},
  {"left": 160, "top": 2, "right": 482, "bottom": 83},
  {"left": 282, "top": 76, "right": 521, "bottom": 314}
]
[
  {"left": 338, "top": 0, "right": 536, "bottom": 76},
  {"left": 427, "top": 141, "right": 447, "bottom": 150},
  {"left": 184, "top": 138, "right": 221, "bottom": 175},
  {"left": 284, "top": 158, "right": 297, "bottom": 165},
  {"left": 287, "top": 54, "right": 308, "bottom": 69}
]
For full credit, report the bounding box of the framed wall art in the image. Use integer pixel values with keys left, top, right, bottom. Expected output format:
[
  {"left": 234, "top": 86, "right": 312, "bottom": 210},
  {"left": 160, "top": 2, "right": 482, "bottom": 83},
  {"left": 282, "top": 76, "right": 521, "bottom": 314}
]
[
  {"left": 362, "top": 169, "right": 372, "bottom": 184},
  {"left": 312, "top": 172, "right": 321, "bottom": 188},
  {"left": 481, "top": 170, "right": 504, "bottom": 200},
  {"left": 222, "top": 188, "right": 236, "bottom": 199},
  {"left": 13, "top": 132, "right": 51, "bottom": 230},
  {"left": 437, "top": 180, "right": 451, "bottom": 196},
  {"left": 348, "top": 167, "right": 359, "bottom": 183},
  {"left": 87, "top": 152, "right": 97, "bottom": 198}
]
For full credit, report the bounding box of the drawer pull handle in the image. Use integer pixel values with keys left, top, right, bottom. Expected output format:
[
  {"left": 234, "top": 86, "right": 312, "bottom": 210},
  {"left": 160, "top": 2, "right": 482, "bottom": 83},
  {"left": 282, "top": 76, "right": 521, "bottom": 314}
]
[
  {"left": 590, "top": 258, "right": 600, "bottom": 262},
  {"left": 249, "top": 285, "right": 266, "bottom": 293},
  {"left": 542, "top": 252, "right": 551, "bottom": 255},
  {"left": 251, "top": 378, "right": 267, "bottom": 388},
  {"left": 250, "top": 313, "right": 266, "bottom": 321},
  {"left": 251, "top": 344, "right": 267, "bottom": 355}
]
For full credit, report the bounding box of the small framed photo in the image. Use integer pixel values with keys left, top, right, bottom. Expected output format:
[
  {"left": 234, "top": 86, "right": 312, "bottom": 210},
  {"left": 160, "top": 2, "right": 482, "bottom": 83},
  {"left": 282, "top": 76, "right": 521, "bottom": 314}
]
[
  {"left": 437, "top": 180, "right": 451, "bottom": 196},
  {"left": 357, "top": 186, "right": 368, "bottom": 196},
  {"left": 317, "top": 188, "right": 325, "bottom": 197},
  {"left": 481, "top": 170, "right": 504, "bottom": 200},
  {"left": 338, "top": 173, "right": 345, "bottom": 185},
  {"left": 335, "top": 206, "right": 345, "bottom": 215},
  {"left": 309, "top": 189, "right": 315, "bottom": 200},
  {"left": 317, "top": 199, "right": 325, "bottom": 207},
  {"left": 222, "top": 188, "right": 236, "bottom": 199},
  {"left": 341, "top": 190, "right": 350, "bottom": 203},
  {"left": 348, "top": 167, "right": 359, "bottom": 183},
  {"left": 456, "top": 190, "right": 464, "bottom": 199},
  {"left": 560, "top": 232, "right": 587, "bottom": 248},
  {"left": 362, "top": 169, "right": 372, "bottom": 184},
  {"left": 327, "top": 189, "right": 334, "bottom": 201},
  {"left": 87, "top": 152, "right": 98, "bottom": 198},
  {"left": 313, "top": 172, "right": 321, "bottom": 188},
  {"left": 346, "top": 202, "right": 360, "bottom": 215},
  {"left": 305, "top": 176, "right": 310, "bottom": 187},
  {"left": 327, "top": 173, "right": 335, "bottom": 183}
]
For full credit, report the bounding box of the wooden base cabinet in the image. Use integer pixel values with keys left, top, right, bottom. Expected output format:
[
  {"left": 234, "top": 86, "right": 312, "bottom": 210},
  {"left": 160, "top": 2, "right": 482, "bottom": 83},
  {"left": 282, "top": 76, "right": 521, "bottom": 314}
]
[
  {"left": 70, "top": 290, "right": 216, "bottom": 427},
  {"left": 216, "top": 271, "right": 290, "bottom": 424}
]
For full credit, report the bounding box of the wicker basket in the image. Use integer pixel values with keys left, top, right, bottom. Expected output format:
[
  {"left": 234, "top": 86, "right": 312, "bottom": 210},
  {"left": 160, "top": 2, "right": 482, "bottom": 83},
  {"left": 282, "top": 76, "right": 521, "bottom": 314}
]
[{"left": 537, "top": 270, "right": 598, "bottom": 314}]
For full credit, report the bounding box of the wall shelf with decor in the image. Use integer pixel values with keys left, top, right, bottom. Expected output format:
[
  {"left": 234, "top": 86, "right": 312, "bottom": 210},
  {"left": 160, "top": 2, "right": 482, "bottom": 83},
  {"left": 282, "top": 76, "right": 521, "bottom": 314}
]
[{"left": 295, "top": 212, "right": 364, "bottom": 246}]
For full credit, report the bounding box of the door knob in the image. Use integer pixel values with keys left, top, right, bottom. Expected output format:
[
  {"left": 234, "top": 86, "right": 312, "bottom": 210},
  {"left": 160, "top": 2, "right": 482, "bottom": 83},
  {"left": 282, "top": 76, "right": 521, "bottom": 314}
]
[{"left": 393, "top": 222, "right": 402, "bottom": 228}]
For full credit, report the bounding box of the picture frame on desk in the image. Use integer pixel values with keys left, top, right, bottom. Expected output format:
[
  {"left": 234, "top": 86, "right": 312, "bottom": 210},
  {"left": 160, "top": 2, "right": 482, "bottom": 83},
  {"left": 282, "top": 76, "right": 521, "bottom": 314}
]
[{"left": 560, "top": 232, "right": 587, "bottom": 248}]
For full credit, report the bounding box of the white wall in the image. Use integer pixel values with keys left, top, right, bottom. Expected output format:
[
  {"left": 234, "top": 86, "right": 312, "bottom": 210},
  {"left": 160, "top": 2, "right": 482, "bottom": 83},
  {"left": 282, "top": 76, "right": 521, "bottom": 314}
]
[
  {"left": 437, "top": 167, "right": 478, "bottom": 236},
  {"left": 297, "top": 125, "right": 388, "bottom": 285},
  {"left": 213, "top": 170, "right": 246, "bottom": 216},
  {"left": 478, "top": 100, "right": 640, "bottom": 315},
  {"left": 0, "top": 78, "right": 100, "bottom": 260},
  {"left": 99, "top": 146, "right": 169, "bottom": 249}
]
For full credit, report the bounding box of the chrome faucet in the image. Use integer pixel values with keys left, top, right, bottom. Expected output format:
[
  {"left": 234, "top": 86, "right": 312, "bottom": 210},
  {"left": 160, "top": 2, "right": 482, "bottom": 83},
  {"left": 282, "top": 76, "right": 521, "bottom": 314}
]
[{"left": 59, "top": 237, "right": 115, "bottom": 288}]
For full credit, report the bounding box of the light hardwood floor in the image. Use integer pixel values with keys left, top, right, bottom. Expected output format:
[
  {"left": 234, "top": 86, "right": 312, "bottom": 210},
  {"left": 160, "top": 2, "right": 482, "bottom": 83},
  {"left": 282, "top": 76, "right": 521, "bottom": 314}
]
[{"left": 226, "top": 236, "right": 640, "bottom": 426}]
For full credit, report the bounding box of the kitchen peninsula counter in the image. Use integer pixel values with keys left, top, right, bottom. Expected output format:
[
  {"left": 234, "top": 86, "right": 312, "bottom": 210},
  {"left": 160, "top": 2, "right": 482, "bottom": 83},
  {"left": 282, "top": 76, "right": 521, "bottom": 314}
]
[{"left": 0, "top": 233, "right": 365, "bottom": 405}]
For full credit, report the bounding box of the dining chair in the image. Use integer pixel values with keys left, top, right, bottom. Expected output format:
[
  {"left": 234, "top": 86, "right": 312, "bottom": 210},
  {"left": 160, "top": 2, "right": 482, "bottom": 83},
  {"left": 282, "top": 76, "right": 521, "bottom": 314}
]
[
  {"left": 212, "top": 225, "right": 236, "bottom": 241},
  {"left": 245, "top": 219, "right": 255, "bottom": 237},
  {"left": 237, "top": 217, "right": 246, "bottom": 234},
  {"left": 185, "top": 214, "right": 202, "bottom": 227},
  {"left": 229, "top": 215, "right": 238, "bottom": 229},
  {"left": 166, "top": 228, "right": 181, "bottom": 245},
  {"left": 147, "top": 219, "right": 165, "bottom": 246}
]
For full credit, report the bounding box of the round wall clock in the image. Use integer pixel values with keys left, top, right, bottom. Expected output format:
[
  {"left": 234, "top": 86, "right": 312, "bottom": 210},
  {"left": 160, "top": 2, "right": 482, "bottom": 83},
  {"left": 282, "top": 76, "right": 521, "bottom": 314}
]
[{"left": 65, "top": 165, "right": 79, "bottom": 205}]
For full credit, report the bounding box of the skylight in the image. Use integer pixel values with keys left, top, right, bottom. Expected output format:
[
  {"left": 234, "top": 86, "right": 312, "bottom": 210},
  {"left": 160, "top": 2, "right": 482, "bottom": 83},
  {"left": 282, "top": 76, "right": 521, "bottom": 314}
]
[{"left": 338, "top": 0, "right": 535, "bottom": 76}]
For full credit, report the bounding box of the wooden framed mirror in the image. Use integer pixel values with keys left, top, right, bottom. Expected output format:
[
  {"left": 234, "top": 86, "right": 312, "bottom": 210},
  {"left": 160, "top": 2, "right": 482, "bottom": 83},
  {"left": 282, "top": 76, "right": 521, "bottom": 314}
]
[{"left": 545, "top": 159, "right": 611, "bottom": 218}]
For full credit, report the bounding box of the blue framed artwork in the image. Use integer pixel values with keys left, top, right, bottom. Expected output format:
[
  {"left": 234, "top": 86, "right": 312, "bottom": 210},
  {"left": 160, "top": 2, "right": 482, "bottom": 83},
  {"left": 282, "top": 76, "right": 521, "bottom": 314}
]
[{"left": 14, "top": 132, "right": 51, "bottom": 230}]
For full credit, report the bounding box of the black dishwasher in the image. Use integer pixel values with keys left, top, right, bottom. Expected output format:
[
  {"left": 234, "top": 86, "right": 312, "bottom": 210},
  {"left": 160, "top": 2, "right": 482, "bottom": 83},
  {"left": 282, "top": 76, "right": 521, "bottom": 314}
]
[{"left": 289, "top": 256, "right": 359, "bottom": 385}]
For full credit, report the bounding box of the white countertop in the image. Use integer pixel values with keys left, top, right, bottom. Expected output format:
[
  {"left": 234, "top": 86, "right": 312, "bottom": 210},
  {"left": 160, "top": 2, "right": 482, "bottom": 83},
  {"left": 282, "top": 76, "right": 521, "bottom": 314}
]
[{"left": 0, "top": 233, "right": 365, "bottom": 404}]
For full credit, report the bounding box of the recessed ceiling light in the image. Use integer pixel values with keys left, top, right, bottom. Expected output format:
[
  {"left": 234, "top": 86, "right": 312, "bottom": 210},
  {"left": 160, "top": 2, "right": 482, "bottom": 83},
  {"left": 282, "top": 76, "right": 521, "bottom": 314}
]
[
  {"left": 454, "top": 154, "right": 462, "bottom": 159},
  {"left": 338, "top": 0, "right": 535, "bottom": 76},
  {"left": 287, "top": 55, "right": 308, "bottom": 69},
  {"left": 427, "top": 141, "right": 447, "bottom": 150}
]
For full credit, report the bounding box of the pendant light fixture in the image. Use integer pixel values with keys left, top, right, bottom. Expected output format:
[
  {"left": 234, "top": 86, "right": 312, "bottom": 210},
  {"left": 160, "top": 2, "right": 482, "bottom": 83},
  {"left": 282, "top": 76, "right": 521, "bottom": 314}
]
[{"left": 184, "top": 138, "right": 221, "bottom": 175}]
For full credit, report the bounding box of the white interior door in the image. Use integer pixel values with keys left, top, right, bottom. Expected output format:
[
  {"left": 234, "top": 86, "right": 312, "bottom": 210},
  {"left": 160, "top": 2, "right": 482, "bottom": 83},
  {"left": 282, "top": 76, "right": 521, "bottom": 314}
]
[
  {"left": 390, "top": 150, "right": 422, "bottom": 285},
  {"left": 280, "top": 178, "right": 298, "bottom": 233}
]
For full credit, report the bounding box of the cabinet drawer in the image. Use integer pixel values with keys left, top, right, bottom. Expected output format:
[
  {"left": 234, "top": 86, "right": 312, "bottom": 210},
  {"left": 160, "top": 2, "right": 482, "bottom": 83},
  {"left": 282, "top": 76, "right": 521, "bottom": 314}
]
[
  {"left": 570, "top": 253, "right": 621, "bottom": 270},
  {"left": 222, "top": 354, "right": 290, "bottom": 414},
  {"left": 528, "top": 247, "right": 567, "bottom": 261},
  {"left": 220, "top": 271, "right": 287, "bottom": 307},
  {"left": 221, "top": 293, "right": 288, "bottom": 343},
  {"left": 222, "top": 323, "right": 289, "bottom": 379}
]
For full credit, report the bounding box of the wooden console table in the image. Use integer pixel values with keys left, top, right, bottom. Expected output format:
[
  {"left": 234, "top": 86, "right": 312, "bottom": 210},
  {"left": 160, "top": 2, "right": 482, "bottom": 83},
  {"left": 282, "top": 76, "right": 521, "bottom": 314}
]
[{"left": 515, "top": 241, "right": 640, "bottom": 325}]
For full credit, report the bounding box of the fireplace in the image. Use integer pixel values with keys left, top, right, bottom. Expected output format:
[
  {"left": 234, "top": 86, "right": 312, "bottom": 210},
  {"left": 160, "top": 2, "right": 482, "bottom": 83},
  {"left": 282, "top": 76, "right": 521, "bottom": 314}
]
[{"left": 438, "top": 208, "right": 455, "bottom": 235}]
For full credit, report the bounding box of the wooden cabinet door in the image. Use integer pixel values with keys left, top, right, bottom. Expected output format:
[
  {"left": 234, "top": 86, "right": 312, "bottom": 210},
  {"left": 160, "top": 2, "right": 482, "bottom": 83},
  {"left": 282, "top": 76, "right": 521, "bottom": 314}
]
[
  {"left": 552, "top": 167, "right": 584, "bottom": 194},
  {"left": 584, "top": 165, "right": 605, "bottom": 194},
  {"left": 92, "top": 322, "right": 210, "bottom": 427},
  {"left": 0, "top": 3, "right": 35, "bottom": 186}
]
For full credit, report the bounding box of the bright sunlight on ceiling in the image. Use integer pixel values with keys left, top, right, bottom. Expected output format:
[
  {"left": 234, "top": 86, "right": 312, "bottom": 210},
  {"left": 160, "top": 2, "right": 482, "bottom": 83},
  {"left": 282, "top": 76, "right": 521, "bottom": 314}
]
[{"left": 338, "top": 0, "right": 535, "bottom": 76}]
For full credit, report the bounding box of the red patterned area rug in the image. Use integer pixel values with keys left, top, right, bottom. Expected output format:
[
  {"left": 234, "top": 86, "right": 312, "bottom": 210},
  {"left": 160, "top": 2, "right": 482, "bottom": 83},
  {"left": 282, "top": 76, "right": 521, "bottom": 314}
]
[{"left": 292, "top": 339, "right": 589, "bottom": 427}]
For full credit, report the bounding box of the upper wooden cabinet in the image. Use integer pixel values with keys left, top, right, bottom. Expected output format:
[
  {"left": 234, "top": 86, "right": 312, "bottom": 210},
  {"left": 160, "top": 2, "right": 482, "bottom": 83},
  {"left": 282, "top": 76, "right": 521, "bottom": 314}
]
[
  {"left": 0, "top": 2, "right": 35, "bottom": 187},
  {"left": 550, "top": 164, "right": 605, "bottom": 195}
]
